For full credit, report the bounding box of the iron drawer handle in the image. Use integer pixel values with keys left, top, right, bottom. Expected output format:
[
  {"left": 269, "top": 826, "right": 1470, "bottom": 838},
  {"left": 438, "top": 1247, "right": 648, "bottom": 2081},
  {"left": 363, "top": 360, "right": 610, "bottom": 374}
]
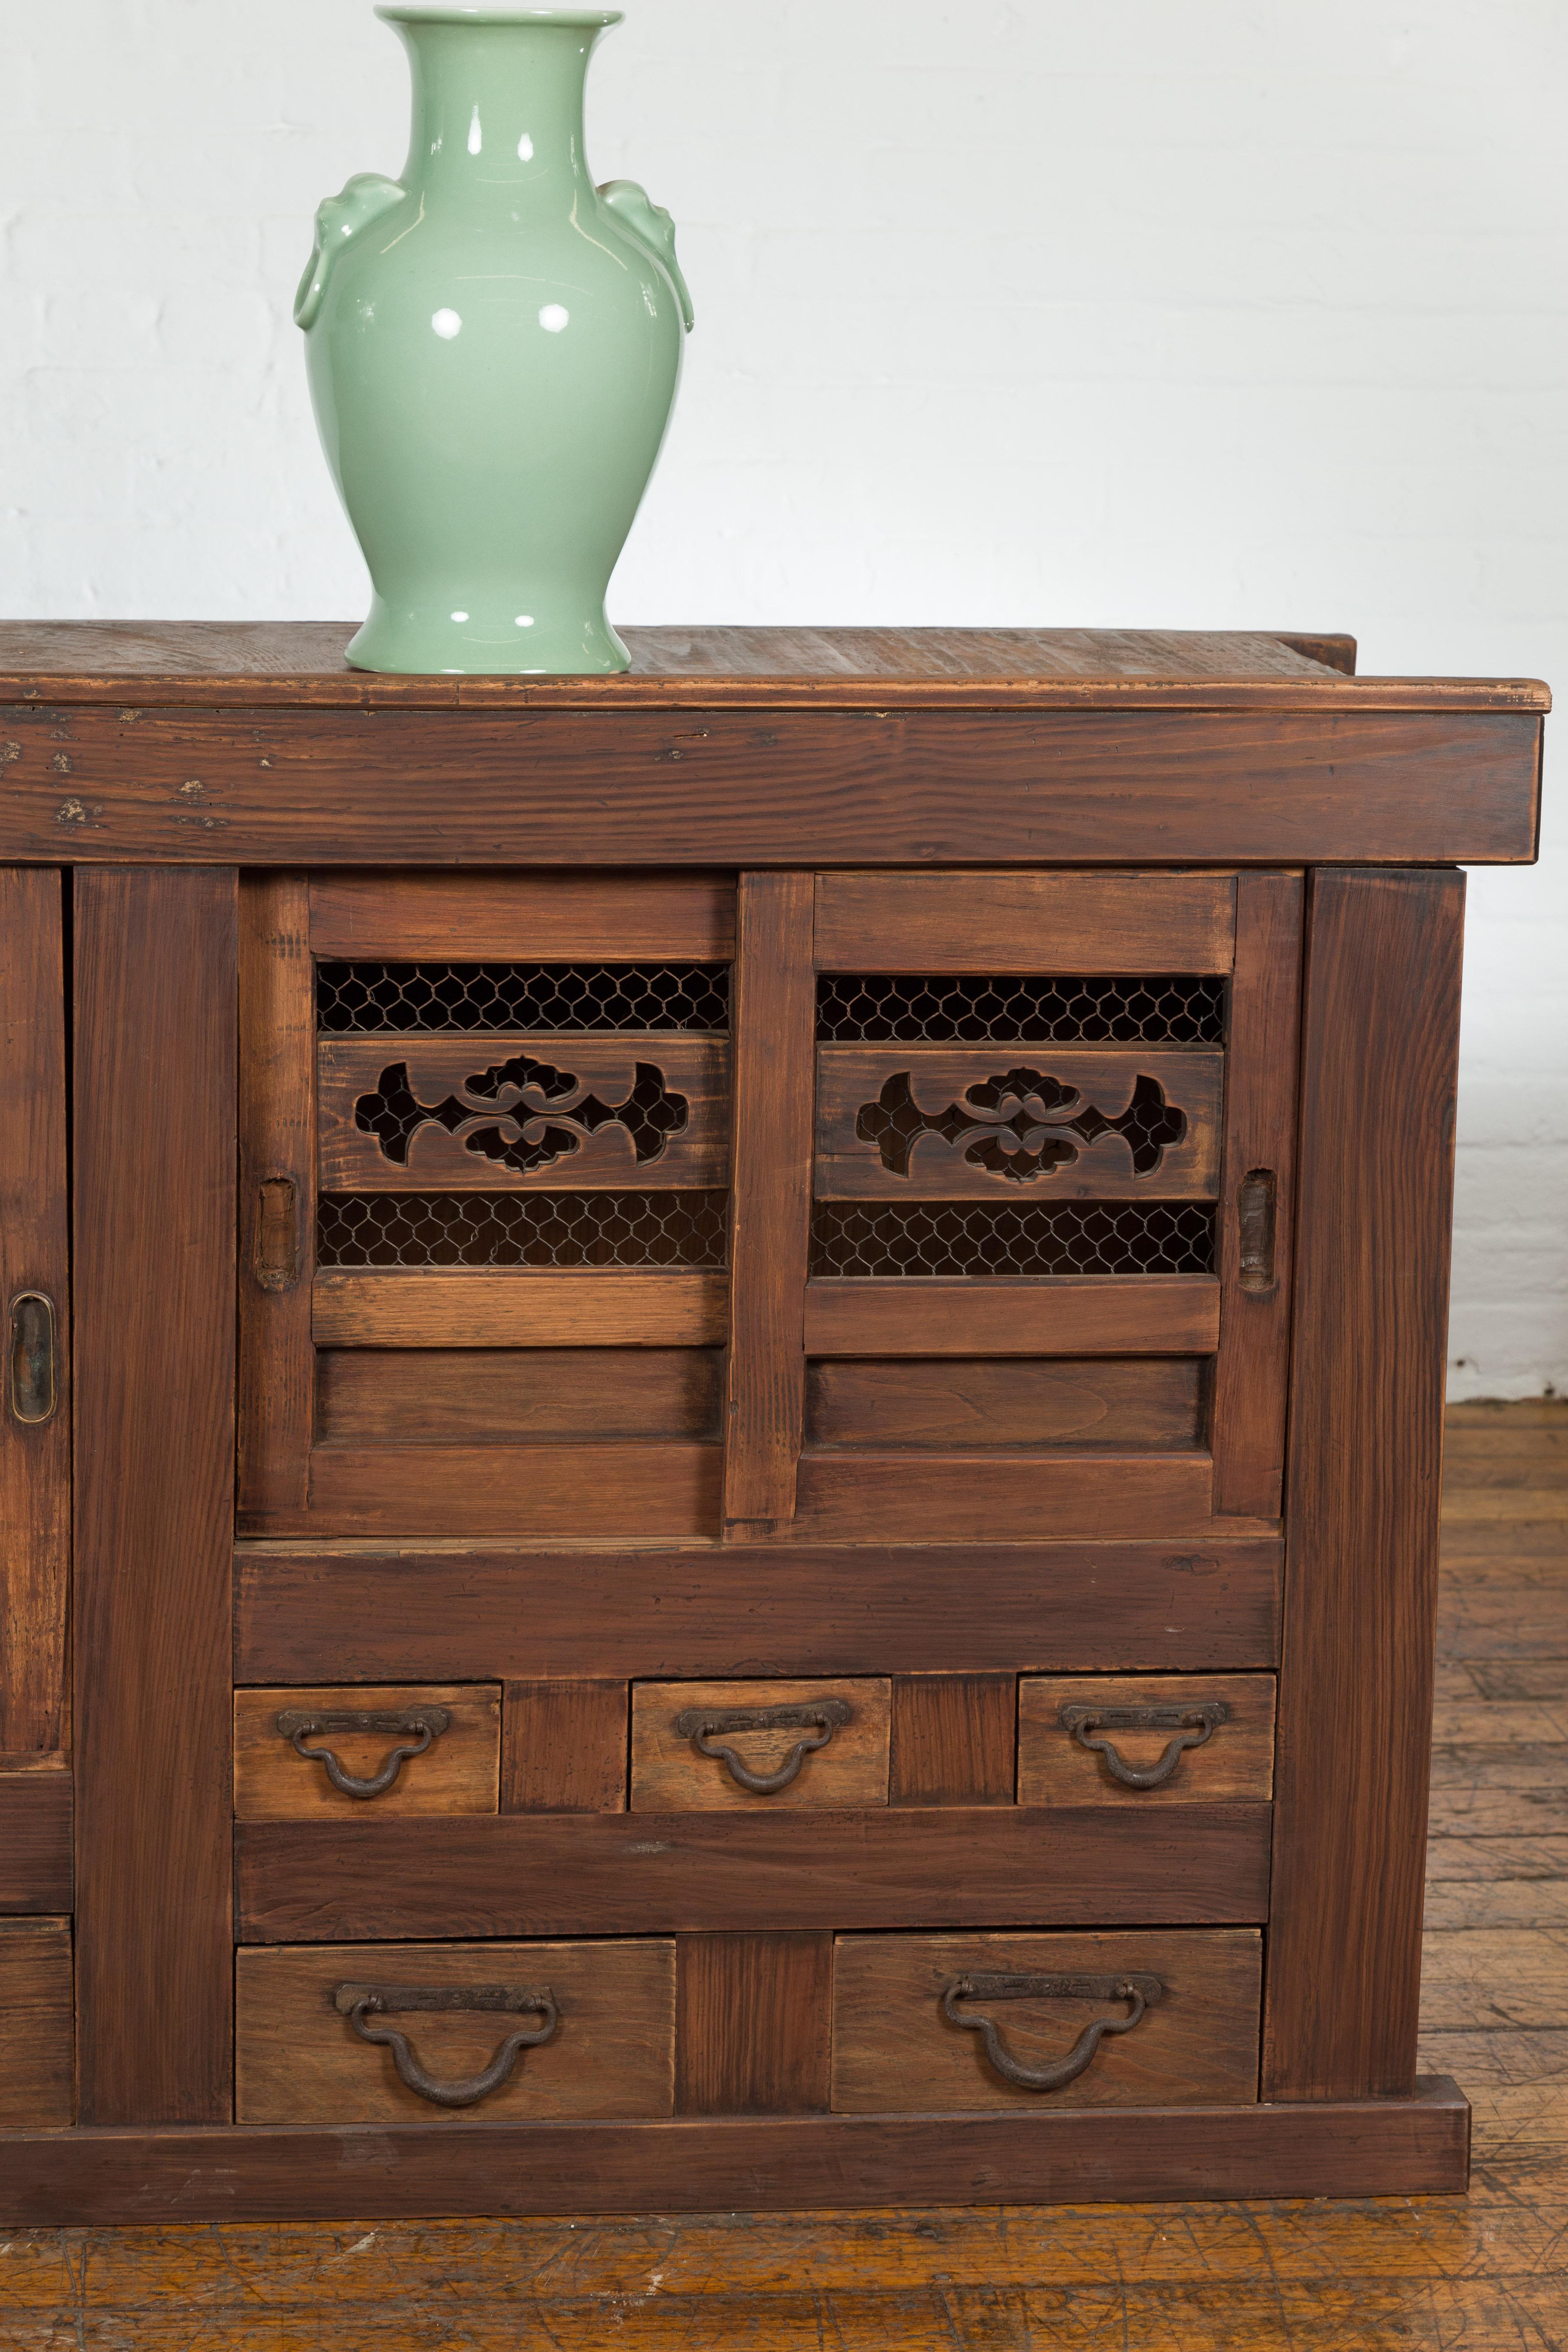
[
  {"left": 335, "top": 1982, "right": 557, "bottom": 2108},
  {"left": 943, "top": 1971, "right": 1164, "bottom": 2091},
  {"left": 673, "top": 1697, "right": 854, "bottom": 1793},
  {"left": 276, "top": 1705, "right": 453, "bottom": 1798},
  {"left": 8, "top": 1291, "right": 57, "bottom": 1427},
  {"left": 1058, "top": 1700, "right": 1229, "bottom": 1790}
]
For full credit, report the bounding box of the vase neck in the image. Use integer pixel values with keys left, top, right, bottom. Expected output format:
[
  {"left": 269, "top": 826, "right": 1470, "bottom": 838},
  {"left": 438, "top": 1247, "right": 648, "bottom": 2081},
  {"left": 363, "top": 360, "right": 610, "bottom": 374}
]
[{"left": 395, "top": 21, "right": 601, "bottom": 203}]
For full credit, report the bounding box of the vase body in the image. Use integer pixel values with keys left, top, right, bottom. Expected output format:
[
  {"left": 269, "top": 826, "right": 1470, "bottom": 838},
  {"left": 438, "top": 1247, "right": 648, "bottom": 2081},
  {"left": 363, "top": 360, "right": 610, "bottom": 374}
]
[{"left": 297, "top": 6, "right": 692, "bottom": 675}]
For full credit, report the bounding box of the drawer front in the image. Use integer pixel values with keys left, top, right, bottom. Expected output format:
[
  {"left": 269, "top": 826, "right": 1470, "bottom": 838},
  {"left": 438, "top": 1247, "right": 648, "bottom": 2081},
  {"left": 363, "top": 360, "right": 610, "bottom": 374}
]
[
  {"left": 1018, "top": 1674, "right": 1275, "bottom": 1807},
  {"left": 0, "top": 1919, "right": 72, "bottom": 2128},
  {"left": 630, "top": 1679, "right": 891, "bottom": 1809},
  {"left": 236, "top": 1939, "right": 676, "bottom": 2122},
  {"left": 830, "top": 1929, "right": 1261, "bottom": 2112},
  {"left": 234, "top": 1684, "right": 501, "bottom": 1818}
]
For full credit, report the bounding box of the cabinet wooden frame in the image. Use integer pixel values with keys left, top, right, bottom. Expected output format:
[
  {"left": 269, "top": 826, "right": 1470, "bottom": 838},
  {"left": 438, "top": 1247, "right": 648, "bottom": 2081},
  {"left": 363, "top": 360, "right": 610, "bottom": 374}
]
[{"left": 0, "top": 626, "right": 1537, "bottom": 2216}]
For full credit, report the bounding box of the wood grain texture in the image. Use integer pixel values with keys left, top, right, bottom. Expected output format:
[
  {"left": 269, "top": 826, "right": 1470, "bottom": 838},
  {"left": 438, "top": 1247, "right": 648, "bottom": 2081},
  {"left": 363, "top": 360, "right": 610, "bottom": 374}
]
[
  {"left": 236, "top": 874, "right": 315, "bottom": 1523},
  {"left": 786, "top": 1452, "right": 1219, "bottom": 1543},
  {"left": 1263, "top": 868, "right": 1466, "bottom": 2102},
  {"left": 815, "top": 1046, "right": 1224, "bottom": 1199},
  {"left": 72, "top": 868, "right": 236, "bottom": 2126},
  {"left": 805, "top": 1357, "right": 1205, "bottom": 1451},
  {"left": 0, "top": 1920, "right": 72, "bottom": 2128},
  {"left": 300, "top": 1440, "right": 721, "bottom": 1541},
  {"left": 1210, "top": 873, "right": 1303, "bottom": 1517},
  {"left": 1017, "top": 1674, "right": 1276, "bottom": 1807},
  {"left": 676, "top": 1934, "right": 833, "bottom": 2115},
  {"left": 316, "top": 1347, "right": 722, "bottom": 1445},
  {"left": 814, "top": 872, "right": 1237, "bottom": 974},
  {"left": 312, "top": 1270, "right": 728, "bottom": 1348},
  {"left": 502, "top": 1682, "right": 628, "bottom": 1813},
  {"left": 233, "top": 1684, "right": 500, "bottom": 1819},
  {"left": 235, "top": 1939, "right": 677, "bottom": 2124},
  {"left": 317, "top": 1034, "right": 730, "bottom": 1191},
  {"left": 0, "top": 1770, "right": 73, "bottom": 1911},
  {"left": 234, "top": 1540, "right": 1284, "bottom": 1682},
  {"left": 630, "top": 1679, "right": 891, "bottom": 1811},
  {"left": 0, "top": 704, "right": 1541, "bottom": 865},
  {"left": 234, "top": 1806, "right": 1273, "bottom": 1939},
  {"left": 830, "top": 1929, "right": 1262, "bottom": 2113},
  {"left": 309, "top": 869, "right": 735, "bottom": 959},
  {"left": 888, "top": 1677, "right": 1017, "bottom": 1805},
  {"left": 0, "top": 2079, "right": 1471, "bottom": 2221},
  {"left": 723, "top": 874, "right": 816, "bottom": 1535},
  {"left": 803, "top": 1277, "right": 1220, "bottom": 1358},
  {"left": 0, "top": 869, "right": 70, "bottom": 1755},
  {"left": 3, "top": 616, "right": 1537, "bottom": 701}
]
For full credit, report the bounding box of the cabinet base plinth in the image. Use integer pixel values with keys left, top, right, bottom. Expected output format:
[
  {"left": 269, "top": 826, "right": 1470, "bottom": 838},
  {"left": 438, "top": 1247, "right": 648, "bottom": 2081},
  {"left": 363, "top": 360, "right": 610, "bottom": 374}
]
[{"left": 0, "top": 2079, "right": 1467, "bottom": 2222}]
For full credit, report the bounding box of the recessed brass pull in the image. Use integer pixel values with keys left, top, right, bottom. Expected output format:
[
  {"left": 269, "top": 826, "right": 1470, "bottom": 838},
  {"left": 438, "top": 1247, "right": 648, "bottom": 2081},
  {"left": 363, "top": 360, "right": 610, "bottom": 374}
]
[
  {"left": 255, "top": 1176, "right": 301, "bottom": 1291},
  {"left": 334, "top": 1981, "right": 557, "bottom": 2107},
  {"left": 1059, "top": 1699, "right": 1229, "bottom": 1789},
  {"left": 1237, "top": 1168, "right": 1277, "bottom": 1291},
  {"left": 943, "top": 1970, "right": 1164, "bottom": 2091},
  {"left": 8, "top": 1291, "right": 57, "bottom": 1427},
  {"left": 673, "top": 1697, "right": 853, "bottom": 1793},
  {"left": 276, "top": 1704, "right": 453, "bottom": 1798}
]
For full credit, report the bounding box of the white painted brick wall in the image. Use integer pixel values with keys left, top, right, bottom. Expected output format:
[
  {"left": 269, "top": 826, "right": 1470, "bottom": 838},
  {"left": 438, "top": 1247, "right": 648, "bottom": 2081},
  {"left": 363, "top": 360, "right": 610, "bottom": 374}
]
[{"left": 2, "top": 0, "right": 1562, "bottom": 1394}]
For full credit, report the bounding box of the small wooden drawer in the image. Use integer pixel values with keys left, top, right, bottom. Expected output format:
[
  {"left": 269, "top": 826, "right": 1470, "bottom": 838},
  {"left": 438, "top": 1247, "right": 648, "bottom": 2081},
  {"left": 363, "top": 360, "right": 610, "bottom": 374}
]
[
  {"left": 236, "top": 1939, "right": 676, "bottom": 2123},
  {"left": 233, "top": 1684, "right": 501, "bottom": 1819},
  {"left": 830, "top": 1929, "right": 1261, "bottom": 2112},
  {"left": 630, "top": 1678, "right": 891, "bottom": 1810},
  {"left": 1018, "top": 1675, "right": 1275, "bottom": 1807},
  {"left": 0, "top": 1920, "right": 72, "bottom": 2128}
]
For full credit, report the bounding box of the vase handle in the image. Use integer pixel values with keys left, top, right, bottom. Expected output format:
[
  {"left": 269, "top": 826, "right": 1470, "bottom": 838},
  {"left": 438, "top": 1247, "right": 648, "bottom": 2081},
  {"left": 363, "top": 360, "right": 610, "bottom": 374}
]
[
  {"left": 295, "top": 173, "right": 407, "bottom": 332},
  {"left": 598, "top": 180, "right": 695, "bottom": 333}
]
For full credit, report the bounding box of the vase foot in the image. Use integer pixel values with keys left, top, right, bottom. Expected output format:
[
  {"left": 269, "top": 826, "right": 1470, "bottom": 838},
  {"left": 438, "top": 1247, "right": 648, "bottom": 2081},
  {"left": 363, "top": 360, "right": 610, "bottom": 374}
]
[{"left": 345, "top": 599, "right": 631, "bottom": 677}]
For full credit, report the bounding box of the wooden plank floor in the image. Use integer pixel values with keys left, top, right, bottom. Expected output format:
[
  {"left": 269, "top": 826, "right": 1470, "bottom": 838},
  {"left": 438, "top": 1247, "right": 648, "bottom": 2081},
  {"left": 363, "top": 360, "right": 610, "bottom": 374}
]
[{"left": 3, "top": 1401, "right": 1565, "bottom": 2347}]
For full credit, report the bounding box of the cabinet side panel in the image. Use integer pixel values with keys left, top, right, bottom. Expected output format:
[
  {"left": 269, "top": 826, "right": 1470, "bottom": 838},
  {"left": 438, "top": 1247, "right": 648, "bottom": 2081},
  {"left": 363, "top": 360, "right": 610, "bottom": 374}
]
[
  {"left": 722, "top": 873, "right": 815, "bottom": 1534},
  {"left": 1263, "top": 867, "right": 1463, "bottom": 2101},
  {"left": 74, "top": 868, "right": 237, "bottom": 2123},
  {"left": 237, "top": 873, "right": 314, "bottom": 1521},
  {"left": 0, "top": 869, "right": 70, "bottom": 1755}
]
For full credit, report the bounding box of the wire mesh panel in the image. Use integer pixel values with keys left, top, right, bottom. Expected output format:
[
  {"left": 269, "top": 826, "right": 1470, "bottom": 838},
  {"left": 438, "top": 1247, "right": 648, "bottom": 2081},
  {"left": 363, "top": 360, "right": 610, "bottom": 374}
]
[
  {"left": 816, "top": 974, "right": 1225, "bottom": 1046},
  {"left": 809, "top": 1200, "right": 1216, "bottom": 1279},
  {"left": 318, "top": 1190, "right": 730, "bottom": 1270},
  {"left": 318, "top": 963, "right": 730, "bottom": 1034}
]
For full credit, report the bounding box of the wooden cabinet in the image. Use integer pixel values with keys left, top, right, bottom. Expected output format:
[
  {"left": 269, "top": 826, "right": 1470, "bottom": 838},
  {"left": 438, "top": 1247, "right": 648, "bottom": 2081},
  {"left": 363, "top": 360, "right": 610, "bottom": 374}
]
[{"left": 0, "top": 621, "right": 1545, "bottom": 2219}]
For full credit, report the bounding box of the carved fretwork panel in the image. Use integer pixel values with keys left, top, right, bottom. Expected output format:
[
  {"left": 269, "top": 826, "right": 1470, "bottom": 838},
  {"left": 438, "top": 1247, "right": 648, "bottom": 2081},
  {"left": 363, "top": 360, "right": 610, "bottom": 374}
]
[
  {"left": 318, "top": 1035, "right": 730, "bottom": 1190},
  {"left": 815, "top": 1048, "right": 1224, "bottom": 1200}
]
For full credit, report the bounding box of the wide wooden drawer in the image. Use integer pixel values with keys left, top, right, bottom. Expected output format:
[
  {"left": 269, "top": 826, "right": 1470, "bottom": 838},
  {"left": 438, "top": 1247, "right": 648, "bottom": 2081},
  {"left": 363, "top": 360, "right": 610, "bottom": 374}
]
[
  {"left": 830, "top": 1929, "right": 1261, "bottom": 2111},
  {"left": 1017, "top": 1674, "right": 1275, "bottom": 1807},
  {"left": 629, "top": 1678, "right": 891, "bottom": 1809},
  {"left": 236, "top": 1939, "right": 676, "bottom": 2122},
  {"left": 233, "top": 1684, "right": 501, "bottom": 1818},
  {"left": 0, "top": 1920, "right": 72, "bottom": 2128}
]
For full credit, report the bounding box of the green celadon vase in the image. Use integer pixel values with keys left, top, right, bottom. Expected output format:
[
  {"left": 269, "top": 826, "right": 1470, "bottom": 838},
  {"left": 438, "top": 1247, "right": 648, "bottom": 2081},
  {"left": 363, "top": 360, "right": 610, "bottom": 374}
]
[{"left": 296, "top": 6, "right": 693, "bottom": 675}]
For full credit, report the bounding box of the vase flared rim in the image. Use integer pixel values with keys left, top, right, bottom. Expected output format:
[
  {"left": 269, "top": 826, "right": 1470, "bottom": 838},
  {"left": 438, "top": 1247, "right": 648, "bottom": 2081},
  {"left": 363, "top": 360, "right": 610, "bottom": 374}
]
[{"left": 375, "top": 6, "right": 624, "bottom": 26}]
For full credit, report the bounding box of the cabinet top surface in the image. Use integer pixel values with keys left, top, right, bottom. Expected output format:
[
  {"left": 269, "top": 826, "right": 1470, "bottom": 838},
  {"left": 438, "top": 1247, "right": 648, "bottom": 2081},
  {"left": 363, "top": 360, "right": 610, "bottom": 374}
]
[{"left": 0, "top": 620, "right": 1550, "bottom": 712}]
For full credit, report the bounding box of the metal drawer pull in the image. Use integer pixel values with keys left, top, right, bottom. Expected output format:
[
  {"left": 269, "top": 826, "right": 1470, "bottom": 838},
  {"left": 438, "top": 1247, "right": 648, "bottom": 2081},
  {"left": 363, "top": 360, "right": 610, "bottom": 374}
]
[
  {"left": 674, "top": 1697, "right": 854, "bottom": 1793},
  {"left": 277, "top": 1704, "right": 453, "bottom": 1798},
  {"left": 8, "top": 1291, "right": 57, "bottom": 1426},
  {"left": 943, "top": 1970, "right": 1164, "bottom": 2091},
  {"left": 335, "top": 1982, "right": 557, "bottom": 2107},
  {"left": 1059, "top": 1699, "right": 1230, "bottom": 1789}
]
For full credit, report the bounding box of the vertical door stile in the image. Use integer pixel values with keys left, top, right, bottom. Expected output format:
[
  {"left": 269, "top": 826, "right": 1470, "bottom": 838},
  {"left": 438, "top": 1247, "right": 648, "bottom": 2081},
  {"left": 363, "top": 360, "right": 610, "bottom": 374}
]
[
  {"left": 237, "top": 874, "right": 316, "bottom": 1528},
  {"left": 73, "top": 867, "right": 237, "bottom": 2125},
  {"left": 1210, "top": 871, "right": 1305, "bottom": 1519},
  {"left": 0, "top": 868, "right": 70, "bottom": 1760},
  {"left": 721, "top": 873, "right": 817, "bottom": 1538}
]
